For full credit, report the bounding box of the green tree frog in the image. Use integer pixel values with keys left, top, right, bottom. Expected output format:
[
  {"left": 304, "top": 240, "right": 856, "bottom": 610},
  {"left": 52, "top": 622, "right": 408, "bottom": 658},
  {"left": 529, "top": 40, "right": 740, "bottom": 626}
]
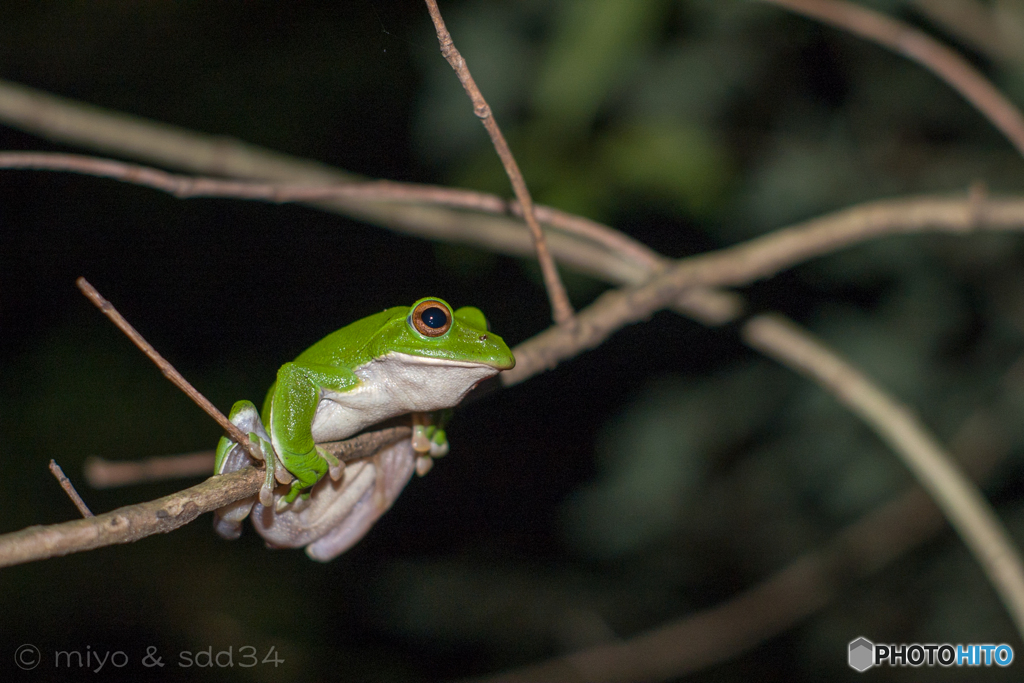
[{"left": 212, "top": 297, "right": 515, "bottom": 559}]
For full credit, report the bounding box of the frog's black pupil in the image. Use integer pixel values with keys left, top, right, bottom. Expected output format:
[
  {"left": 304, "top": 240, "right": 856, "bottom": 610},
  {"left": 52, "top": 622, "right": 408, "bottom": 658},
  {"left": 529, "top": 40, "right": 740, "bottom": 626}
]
[{"left": 422, "top": 307, "right": 448, "bottom": 329}]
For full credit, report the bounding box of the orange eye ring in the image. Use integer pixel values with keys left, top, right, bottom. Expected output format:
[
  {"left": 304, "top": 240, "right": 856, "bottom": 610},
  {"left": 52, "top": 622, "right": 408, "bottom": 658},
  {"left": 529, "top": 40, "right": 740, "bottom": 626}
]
[{"left": 410, "top": 300, "right": 452, "bottom": 337}]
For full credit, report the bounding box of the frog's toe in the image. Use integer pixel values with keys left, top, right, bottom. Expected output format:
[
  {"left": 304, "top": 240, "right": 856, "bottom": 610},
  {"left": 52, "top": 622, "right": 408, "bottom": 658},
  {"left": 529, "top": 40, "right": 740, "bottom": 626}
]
[
  {"left": 415, "top": 455, "right": 434, "bottom": 477},
  {"left": 274, "top": 465, "right": 294, "bottom": 485},
  {"left": 315, "top": 446, "right": 344, "bottom": 481},
  {"left": 411, "top": 424, "right": 431, "bottom": 454},
  {"left": 259, "top": 484, "right": 275, "bottom": 508},
  {"left": 429, "top": 432, "right": 449, "bottom": 459},
  {"left": 213, "top": 497, "right": 255, "bottom": 540},
  {"left": 275, "top": 479, "right": 309, "bottom": 512}
]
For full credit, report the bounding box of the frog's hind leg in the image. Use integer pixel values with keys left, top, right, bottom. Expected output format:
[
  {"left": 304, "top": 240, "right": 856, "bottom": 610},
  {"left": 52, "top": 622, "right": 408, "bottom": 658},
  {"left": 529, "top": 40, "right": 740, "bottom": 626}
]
[{"left": 215, "top": 400, "right": 278, "bottom": 507}]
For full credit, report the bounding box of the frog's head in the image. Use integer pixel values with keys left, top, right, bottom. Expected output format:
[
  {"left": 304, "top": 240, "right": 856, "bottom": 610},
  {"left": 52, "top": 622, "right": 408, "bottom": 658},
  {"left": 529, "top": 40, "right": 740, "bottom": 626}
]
[{"left": 378, "top": 297, "right": 516, "bottom": 372}]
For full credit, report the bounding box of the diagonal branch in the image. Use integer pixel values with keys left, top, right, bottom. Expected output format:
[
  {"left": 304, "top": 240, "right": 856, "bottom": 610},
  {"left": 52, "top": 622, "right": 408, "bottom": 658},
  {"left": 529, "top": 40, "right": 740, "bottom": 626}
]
[
  {"left": 76, "top": 277, "right": 259, "bottom": 461},
  {"left": 423, "top": 0, "right": 575, "bottom": 327},
  {"left": 48, "top": 460, "right": 94, "bottom": 518}
]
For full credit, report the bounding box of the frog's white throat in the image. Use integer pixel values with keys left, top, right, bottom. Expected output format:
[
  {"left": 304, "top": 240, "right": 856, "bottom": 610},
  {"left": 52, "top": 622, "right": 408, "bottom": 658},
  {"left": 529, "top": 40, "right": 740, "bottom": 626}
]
[{"left": 309, "top": 351, "right": 500, "bottom": 444}]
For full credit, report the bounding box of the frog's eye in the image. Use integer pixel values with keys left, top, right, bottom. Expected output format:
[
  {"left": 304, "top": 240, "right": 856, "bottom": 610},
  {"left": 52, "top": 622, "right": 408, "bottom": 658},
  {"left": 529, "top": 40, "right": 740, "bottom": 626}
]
[{"left": 411, "top": 300, "right": 452, "bottom": 337}]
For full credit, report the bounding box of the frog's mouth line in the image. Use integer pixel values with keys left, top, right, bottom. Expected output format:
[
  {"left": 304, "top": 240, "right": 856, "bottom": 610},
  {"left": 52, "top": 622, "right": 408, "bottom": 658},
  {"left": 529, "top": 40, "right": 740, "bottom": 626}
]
[{"left": 386, "top": 352, "right": 507, "bottom": 370}]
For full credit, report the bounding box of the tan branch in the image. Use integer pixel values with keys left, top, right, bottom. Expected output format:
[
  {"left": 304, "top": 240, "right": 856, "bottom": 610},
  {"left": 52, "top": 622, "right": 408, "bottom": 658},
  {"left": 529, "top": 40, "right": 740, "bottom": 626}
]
[
  {"left": 1, "top": 426, "right": 412, "bottom": 568},
  {"left": 0, "top": 149, "right": 734, "bottom": 326},
  {"left": 76, "top": 277, "right": 259, "bottom": 460},
  {"left": 502, "top": 193, "right": 1024, "bottom": 385},
  {"left": 744, "top": 314, "right": 1024, "bottom": 639},
  {"left": 423, "top": 0, "right": 574, "bottom": 327},
  {"left": 0, "top": 466, "right": 263, "bottom": 569},
  {"left": 758, "top": 0, "right": 1024, "bottom": 159},
  {"left": 0, "top": 151, "right": 656, "bottom": 270}
]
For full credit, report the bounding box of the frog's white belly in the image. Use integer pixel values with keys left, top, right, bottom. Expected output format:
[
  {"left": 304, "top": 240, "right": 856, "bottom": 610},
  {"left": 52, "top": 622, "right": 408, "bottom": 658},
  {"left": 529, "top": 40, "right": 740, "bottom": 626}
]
[{"left": 309, "top": 351, "right": 499, "bottom": 443}]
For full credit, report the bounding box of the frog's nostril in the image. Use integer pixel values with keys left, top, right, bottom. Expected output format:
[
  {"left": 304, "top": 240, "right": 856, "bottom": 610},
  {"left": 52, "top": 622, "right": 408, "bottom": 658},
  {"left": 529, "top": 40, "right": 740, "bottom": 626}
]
[{"left": 479, "top": 334, "right": 488, "bottom": 340}]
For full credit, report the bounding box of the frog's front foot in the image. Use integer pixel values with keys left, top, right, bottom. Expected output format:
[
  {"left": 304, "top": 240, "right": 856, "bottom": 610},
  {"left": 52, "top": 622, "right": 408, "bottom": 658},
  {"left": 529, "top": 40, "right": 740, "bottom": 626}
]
[
  {"left": 273, "top": 446, "right": 332, "bottom": 512},
  {"left": 411, "top": 421, "right": 449, "bottom": 477}
]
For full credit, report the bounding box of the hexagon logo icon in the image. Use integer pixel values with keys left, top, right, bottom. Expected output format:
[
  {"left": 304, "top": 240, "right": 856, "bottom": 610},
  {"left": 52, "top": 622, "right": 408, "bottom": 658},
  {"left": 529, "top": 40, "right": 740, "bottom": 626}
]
[{"left": 849, "top": 637, "right": 874, "bottom": 672}]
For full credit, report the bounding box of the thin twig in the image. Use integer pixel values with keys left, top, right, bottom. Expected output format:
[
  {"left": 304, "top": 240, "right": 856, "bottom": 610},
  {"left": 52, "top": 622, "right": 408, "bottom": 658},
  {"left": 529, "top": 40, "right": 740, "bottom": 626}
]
[
  {"left": 85, "top": 426, "right": 414, "bottom": 488},
  {"left": 48, "top": 460, "right": 93, "bottom": 518},
  {"left": 423, "top": 0, "right": 575, "bottom": 327},
  {"left": 0, "top": 151, "right": 658, "bottom": 269},
  {"left": 0, "top": 151, "right": 515, "bottom": 205},
  {"left": 758, "top": 0, "right": 1024, "bottom": 159},
  {"left": 75, "top": 277, "right": 258, "bottom": 460},
  {"left": 743, "top": 313, "right": 1024, "bottom": 640}
]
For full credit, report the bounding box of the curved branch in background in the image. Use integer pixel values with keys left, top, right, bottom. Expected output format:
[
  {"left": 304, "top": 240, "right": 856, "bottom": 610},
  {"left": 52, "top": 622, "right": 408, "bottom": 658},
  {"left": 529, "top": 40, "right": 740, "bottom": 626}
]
[
  {"left": 757, "top": 0, "right": 1024, "bottom": 159},
  {"left": 743, "top": 314, "right": 1024, "bottom": 638},
  {"left": 0, "top": 151, "right": 660, "bottom": 270},
  {"left": 476, "top": 328, "right": 1017, "bottom": 683},
  {"left": 6, "top": 148, "right": 1024, "bottom": 383}
]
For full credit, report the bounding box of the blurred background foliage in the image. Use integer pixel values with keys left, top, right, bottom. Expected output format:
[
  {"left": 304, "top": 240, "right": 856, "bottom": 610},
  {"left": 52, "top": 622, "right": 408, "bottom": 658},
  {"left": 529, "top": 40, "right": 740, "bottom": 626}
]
[{"left": 2, "top": 0, "right": 1024, "bottom": 680}]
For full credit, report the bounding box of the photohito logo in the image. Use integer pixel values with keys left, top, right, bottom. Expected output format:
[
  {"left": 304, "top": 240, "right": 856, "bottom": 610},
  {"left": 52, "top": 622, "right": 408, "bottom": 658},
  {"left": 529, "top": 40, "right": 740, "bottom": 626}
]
[{"left": 848, "top": 636, "right": 1013, "bottom": 671}]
